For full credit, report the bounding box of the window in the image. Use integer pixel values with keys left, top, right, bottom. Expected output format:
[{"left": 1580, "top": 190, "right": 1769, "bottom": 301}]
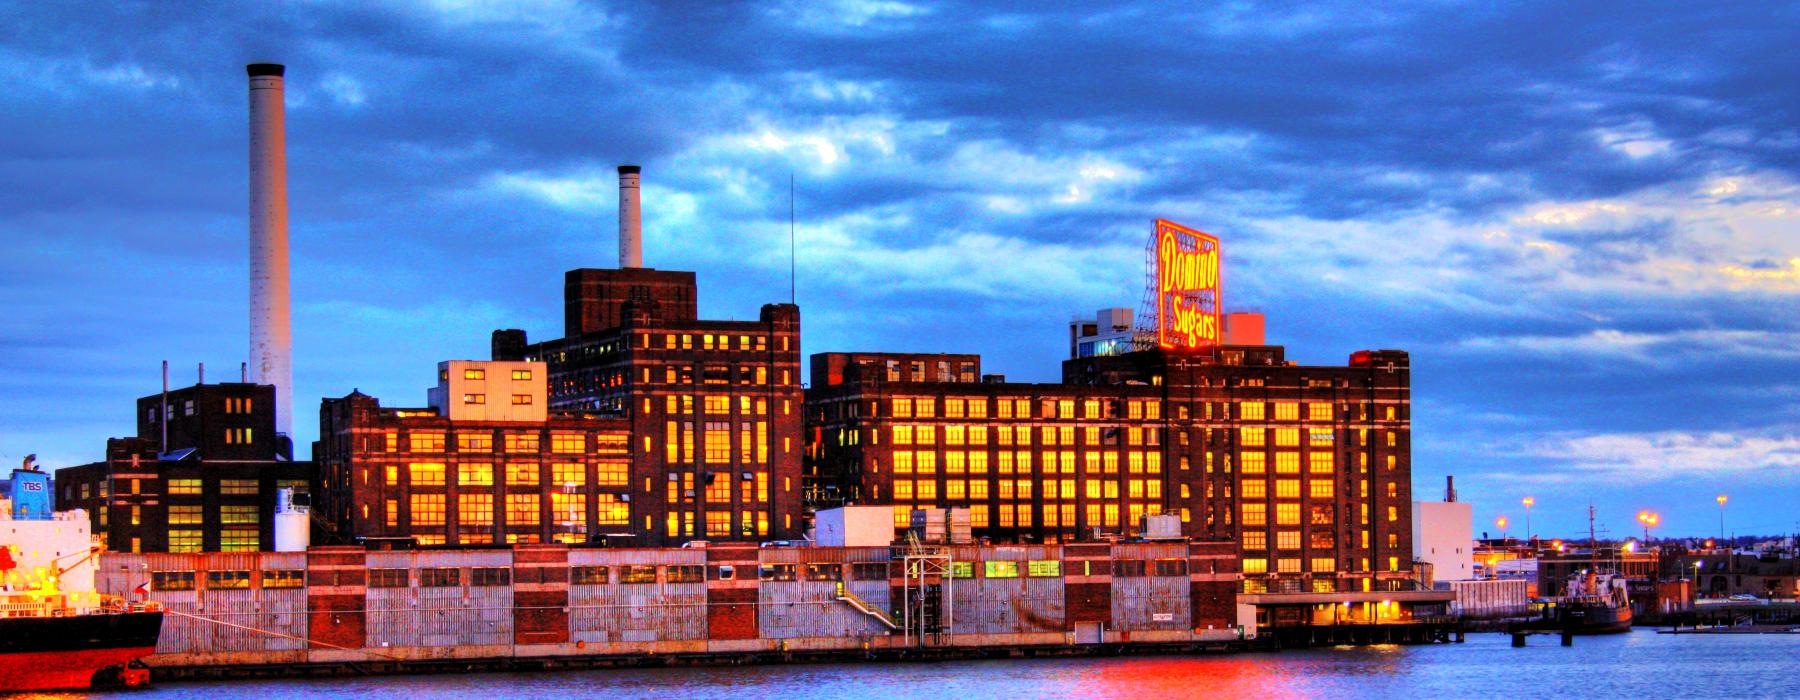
[
  {"left": 511, "top": 394, "right": 533, "bottom": 405},
  {"left": 1277, "top": 530, "right": 1302, "bottom": 550},
  {"left": 458, "top": 433, "right": 492, "bottom": 452},
  {"left": 506, "top": 462, "right": 540, "bottom": 486},
  {"left": 1276, "top": 503, "right": 1301, "bottom": 525},
  {"left": 1274, "top": 480, "right": 1300, "bottom": 499},
  {"left": 552, "top": 462, "right": 586, "bottom": 486},
  {"left": 168, "top": 505, "right": 204, "bottom": 525},
  {"left": 410, "top": 462, "right": 447, "bottom": 486},
  {"left": 1153, "top": 559, "right": 1187, "bottom": 577},
  {"left": 1027, "top": 560, "right": 1061, "bottom": 577},
  {"left": 459, "top": 462, "right": 494, "bottom": 486},
  {"left": 571, "top": 566, "right": 610, "bottom": 585},
  {"left": 1243, "top": 531, "right": 1267, "bottom": 550},
  {"left": 615, "top": 561, "right": 658, "bottom": 583},
  {"left": 464, "top": 368, "right": 487, "bottom": 380},
  {"left": 512, "top": 369, "right": 532, "bottom": 381},
  {"left": 758, "top": 564, "right": 797, "bottom": 581},
  {"left": 1241, "top": 452, "right": 1266, "bottom": 474},
  {"left": 463, "top": 393, "right": 487, "bottom": 405},
  {"left": 152, "top": 571, "right": 196, "bottom": 591},
  {"left": 1242, "top": 503, "right": 1267, "bottom": 526},
  {"left": 459, "top": 493, "right": 493, "bottom": 526},
  {"left": 852, "top": 562, "right": 888, "bottom": 581},
  {"left": 668, "top": 565, "right": 706, "bottom": 583},
  {"left": 1310, "top": 480, "right": 1334, "bottom": 498},
  {"left": 595, "top": 494, "right": 629, "bottom": 525},
  {"left": 471, "top": 567, "right": 511, "bottom": 586},
  {"left": 221, "top": 505, "right": 259, "bottom": 525},
  {"left": 168, "top": 530, "right": 202, "bottom": 552},
  {"left": 1111, "top": 560, "right": 1148, "bottom": 577},
  {"left": 507, "top": 494, "right": 540, "bottom": 525},
  {"left": 1309, "top": 452, "right": 1335, "bottom": 473},
  {"left": 1308, "top": 403, "right": 1333, "bottom": 421},
  {"left": 409, "top": 432, "right": 446, "bottom": 452},
  {"left": 263, "top": 570, "right": 305, "bottom": 589},
  {"left": 1240, "top": 402, "right": 1265, "bottom": 420},
  {"left": 891, "top": 399, "right": 913, "bottom": 418},
  {"left": 420, "top": 568, "right": 461, "bottom": 587},
  {"left": 551, "top": 433, "right": 585, "bottom": 453},
  {"left": 596, "top": 461, "right": 628, "bottom": 487},
  {"left": 1240, "top": 427, "right": 1265, "bottom": 446},
  {"left": 804, "top": 564, "right": 840, "bottom": 582},
  {"left": 168, "top": 479, "right": 201, "bottom": 495},
  {"left": 984, "top": 561, "right": 1020, "bottom": 578},
  {"left": 220, "top": 479, "right": 258, "bottom": 495},
  {"left": 505, "top": 433, "right": 540, "bottom": 453},
  {"left": 412, "top": 493, "right": 447, "bottom": 526},
  {"left": 203, "top": 570, "right": 250, "bottom": 590}
]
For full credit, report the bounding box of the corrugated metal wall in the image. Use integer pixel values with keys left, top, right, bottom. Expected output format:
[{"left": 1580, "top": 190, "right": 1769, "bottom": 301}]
[
  {"left": 566, "top": 548, "right": 706, "bottom": 643},
  {"left": 1110, "top": 543, "right": 1192, "bottom": 631}
]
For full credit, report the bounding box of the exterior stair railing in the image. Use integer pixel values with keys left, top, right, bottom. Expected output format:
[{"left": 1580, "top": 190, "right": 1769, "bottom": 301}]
[{"left": 835, "top": 581, "right": 899, "bottom": 630}]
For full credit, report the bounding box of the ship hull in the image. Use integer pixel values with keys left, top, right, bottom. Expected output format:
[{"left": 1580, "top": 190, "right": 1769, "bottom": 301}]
[
  {"left": 1560, "top": 603, "right": 1633, "bottom": 635},
  {"left": 0, "top": 611, "right": 163, "bottom": 691}
]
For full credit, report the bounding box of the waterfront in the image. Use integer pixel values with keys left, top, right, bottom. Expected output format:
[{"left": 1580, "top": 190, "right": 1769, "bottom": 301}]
[{"left": 42, "top": 631, "right": 1800, "bottom": 699}]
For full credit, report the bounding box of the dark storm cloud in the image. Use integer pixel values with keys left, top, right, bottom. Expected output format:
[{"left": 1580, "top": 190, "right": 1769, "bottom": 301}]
[{"left": 1, "top": 0, "right": 1797, "bottom": 535}]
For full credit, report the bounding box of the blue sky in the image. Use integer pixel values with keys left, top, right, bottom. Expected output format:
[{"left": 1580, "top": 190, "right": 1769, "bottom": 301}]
[{"left": 2, "top": 1, "right": 1796, "bottom": 539}]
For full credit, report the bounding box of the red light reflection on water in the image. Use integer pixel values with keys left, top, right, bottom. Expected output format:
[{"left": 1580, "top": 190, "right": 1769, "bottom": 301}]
[{"left": 1045, "top": 649, "right": 1410, "bottom": 699}]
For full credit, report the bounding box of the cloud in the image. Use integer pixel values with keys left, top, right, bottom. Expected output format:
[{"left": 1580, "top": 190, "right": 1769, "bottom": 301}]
[{"left": 1515, "top": 430, "right": 1800, "bottom": 482}]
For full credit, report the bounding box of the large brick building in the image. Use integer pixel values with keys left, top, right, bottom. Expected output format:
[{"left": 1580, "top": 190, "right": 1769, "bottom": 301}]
[
  {"left": 315, "top": 262, "right": 806, "bottom": 548},
  {"left": 494, "top": 267, "right": 805, "bottom": 545},
  {"left": 805, "top": 345, "right": 1415, "bottom": 594},
  {"left": 56, "top": 381, "right": 312, "bottom": 552}
]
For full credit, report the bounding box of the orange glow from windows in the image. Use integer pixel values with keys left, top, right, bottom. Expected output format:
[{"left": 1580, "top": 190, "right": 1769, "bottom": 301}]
[{"left": 1154, "top": 219, "right": 1222, "bottom": 352}]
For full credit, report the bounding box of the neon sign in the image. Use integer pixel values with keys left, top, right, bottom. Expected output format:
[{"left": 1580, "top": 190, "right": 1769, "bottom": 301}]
[{"left": 1154, "top": 219, "right": 1222, "bottom": 352}]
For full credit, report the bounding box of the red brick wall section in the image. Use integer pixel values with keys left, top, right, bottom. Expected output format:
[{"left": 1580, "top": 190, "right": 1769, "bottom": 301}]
[
  {"left": 306, "top": 547, "right": 367, "bottom": 650},
  {"left": 514, "top": 545, "right": 570, "bottom": 645},
  {"left": 1190, "top": 581, "right": 1236, "bottom": 629},
  {"left": 1065, "top": 583, "right": 1112, "bottom": 627},
  {"left": 706, "top": 545, "right": 760, "bottom": 641}
]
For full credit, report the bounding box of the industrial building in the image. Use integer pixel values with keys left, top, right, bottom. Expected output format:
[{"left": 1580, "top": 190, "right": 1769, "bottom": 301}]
[
  {"left": 806, "top": 343, "right": 1417, "bottom": 598},
  {"left": 54, "top": 376, "right": 312, "bottom": 553}
]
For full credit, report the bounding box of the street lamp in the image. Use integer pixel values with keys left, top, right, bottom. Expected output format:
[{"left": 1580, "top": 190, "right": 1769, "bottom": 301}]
[
  {"left": 1522, "top": 497, "right": 1535, "bottom": 540},
  {"left": 1716, "top": 495, "right": 1728, "bottom": 546},
  {"left": 1636, "top": 510, "right": 1659, "bottom": 547},
  {"left": 1496, "top": 516, "right": 1509, "bottom": 542}
]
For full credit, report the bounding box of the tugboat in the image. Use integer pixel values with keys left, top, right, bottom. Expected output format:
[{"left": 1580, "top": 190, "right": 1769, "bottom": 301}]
[
  {"left": 1526, "top": 505, "right": 1633, "bottom": 635},
  {"left": 1, "top": 457, "right": 163, "bottom": 691}
]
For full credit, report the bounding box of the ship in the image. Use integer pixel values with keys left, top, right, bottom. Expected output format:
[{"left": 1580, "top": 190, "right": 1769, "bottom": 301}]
[
  {"left": 2, "top": 457, "right": 163, "bottom": 691},
  {"left": 1521, "top": 505, "right": 1634, "bottom": 635}
]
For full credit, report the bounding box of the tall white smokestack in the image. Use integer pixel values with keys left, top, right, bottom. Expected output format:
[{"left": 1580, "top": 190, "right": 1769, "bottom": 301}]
[
  {"left": 248, "top": 63, "right": 293, "bottom": 438},
  {"left": 618, "top": 164, "right": 641, "bottom": 268}
]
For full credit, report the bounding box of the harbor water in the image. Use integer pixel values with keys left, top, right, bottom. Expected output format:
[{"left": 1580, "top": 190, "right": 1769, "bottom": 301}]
[{"left": 49, "top": 631, "right": 1800, "bottom": 699}]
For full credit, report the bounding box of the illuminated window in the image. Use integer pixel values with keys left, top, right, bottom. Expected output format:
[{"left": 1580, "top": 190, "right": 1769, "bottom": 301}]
[
  {"left": 463, "top": 393, "right": 486, "bottom": 405},
  {"left": 596, "top": 461, "right": 627, "bottom": 486},
  {"left": 945, "top": 451, "right": 966, "bottom": 474},
  {"left": 1241, "top": 452, "right": 1266, "bottom": 474},
  {"left": 1277, "top": 530, "right": 1301, "bottom": 550},
  {"left": 168, "top": 479, "right": 201, "bottom": 495},
  {"left": 945, "top": 399, "right": 965, "bottom": 418},
  {"left": 1277, "top": 558, "right": 1302, "bottom": 574},
  {"left": 968, "top": 426, "right": 988, "bottom": 446},
  {"left": 1243, "top": 558, "right": 1268, "bottom": 574},
  {"left": 892, "top": 426, "right": 914, "bottom": 445},
  {"left": 1310, "top": 480, "right": 1334, "bottom": 498},
  {"left": 411, "top": 493, "right": 447, "bottom": 526},
  {"left": 464, "top": 368, "right": 486, "bottom": 380},
  {"left": 1240, "top": 427, "right": 1265, "bottom": 446},
  {"left": 891, "top": 399, "right": 913, "bottom": 418},
  {"left": 1241, "top": 503, "right": 1266, "bottom": 526},
  {"left": 1274, "top": 429, "right": 1300, "bottom": 447},
  {"left": 916, "top": 451, "right": 938, "bottom": 474},
  {"left": 916, "top": 426, "right": 937, "bottom": 445},
  {"left": 968, "top": 451, "right": 988, "bottom": 473},
  {"left": 1309, "top": 452, "right": 1334, "bottom": 473},
  {"left": 552, "top": 462, "right": 585, "bottom": 486},
  {"left": 1274, "top": 403, "right": 1299, "bottom": 421},
  {"left": 456, "top": 432, "right": 491, "bottom": 452},
  {"left": 459, "top": 493, "right": 494, "bottom": 527},
  {"left": 946, "top": 480, "right": 966, "bottom": 499},
  {"left": 506, "top": 462, "right": 540, "bottom": 486},
  {"left": 893, "top": 452, "right": 914, "bottom": 474},
  {"left": 167, "top": 530, "right": 202, "bottom": 553},
  {"left": 968, "top": 400, "right": 987, "bottom": 418},
  {"left": 504, "top": 433, "right": 540, "bottom": 453},
  {"left": 916, "top": 479, "right": 938, "bottom": 500},
  {"left": 458, "top": 462, "right": 494, "bottom": 486},
  {"left": 1275, "top": 452, "right": 1300, "bottom": 474},
  {"left": 1276, "top": 503, "right": 1300, "bottom": 525},
  {"left": 551, "top": 433, "right": 585, "bottom": 453},
  {"left": 894, "top": 480, "right": 915, "bottom": 500},
  {"left": 1240, "top": 402, "right": 1265, "bottom": 421},
  {"left": 506, "top": 493, "right": 540, "bottom": 525},
  {"left": 1241, "top": 479, "right": 1266, "bottom": 499},
  {"left": 704, "top": 422, "right": 731, "bottom": 463},
  {"left": 1387, "top": 506, "right": 1398, "bottom": 522},
  {"left": 945, "top": 426, "right": 966, "bottom": 446},
  {"left": 1243, "top": 531, "right": 1267, "bottom": 550},
  {"left": 1275, "top": 479, "right": 1300, "bottom": 499},
  {"left": 1308, "top": 403, "right": 1333, "bottom": 421},
  {"left": 410, "top": 462, "right": 446, "bottom": 486},
  {"left": 1058, "top": 400, "right": 1075, "bottom": 418},
  {"left": 915, "top": 398, "right": 936, "bottom": 418},
  {"left": 409, "top": 432, "right": 446, "bottom": 452}
]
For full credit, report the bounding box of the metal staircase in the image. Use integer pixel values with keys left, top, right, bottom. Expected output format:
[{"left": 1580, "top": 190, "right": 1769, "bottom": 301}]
[{"left": 834, "top": 581, "right": 898, "bottom": 630}]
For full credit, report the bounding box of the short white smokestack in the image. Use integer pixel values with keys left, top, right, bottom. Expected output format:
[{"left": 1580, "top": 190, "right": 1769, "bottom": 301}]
[
  {"left": 248, "top": 63, "right": 293, "bottom": 438},
  {"left": 618, "top": 164, "right": 642, "bottom": 268}
]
